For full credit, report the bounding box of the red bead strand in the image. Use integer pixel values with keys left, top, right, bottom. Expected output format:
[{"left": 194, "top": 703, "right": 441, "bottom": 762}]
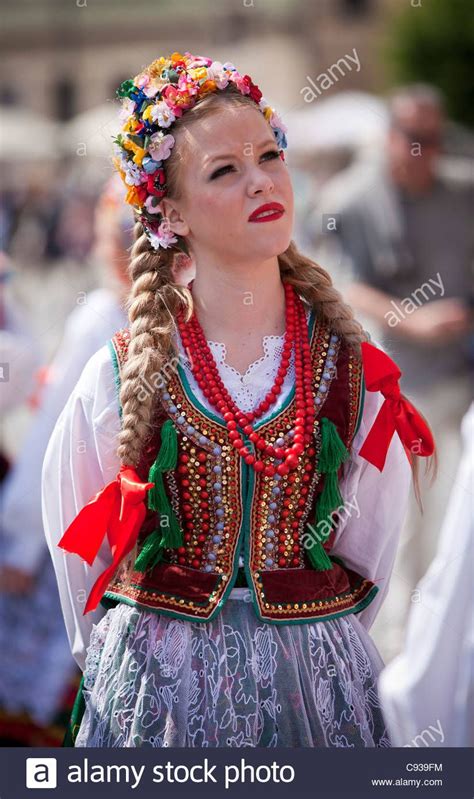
[{"left": 177, "top": 282, "right": 314, "bottom": 477}]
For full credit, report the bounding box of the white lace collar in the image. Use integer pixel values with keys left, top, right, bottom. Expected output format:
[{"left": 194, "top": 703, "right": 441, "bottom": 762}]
[{"left": 176, "top": 304, "right": 312, "bottom": 416}]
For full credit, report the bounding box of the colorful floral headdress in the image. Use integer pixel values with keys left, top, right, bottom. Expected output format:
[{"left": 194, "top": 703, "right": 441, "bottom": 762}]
[{"left": 113, "top": 51, "right": 288, "bottom": 252}]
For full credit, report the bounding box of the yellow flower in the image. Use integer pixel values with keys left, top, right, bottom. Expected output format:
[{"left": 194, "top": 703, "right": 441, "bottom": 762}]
[
  {"left": 113, "top": 157, "right": 125, "bottom": 180},
  {"left": 123, "top": 117, "right": 139, "bottom": 134},
  {"left": 146, "top": 57, "right": 170, "bottom": 79},
  {"left": 131, "top": 145, "right": 146, "bottom": 166},
  {"left": 122, "top": 137, "right": 146, "bottom": 166},
  {"left": 188, "top": 67, "right": 207, "bottom": 81},
  {"left": 263, "top": 106, "right": 274, "bottom": 121},
  {"left": 142, "top": 105, "right": 154, "bottom": 122}
]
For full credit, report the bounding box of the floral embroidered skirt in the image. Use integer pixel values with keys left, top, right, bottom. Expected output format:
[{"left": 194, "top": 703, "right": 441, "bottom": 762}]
[{"left": 73, "top": 590, "right": 390, "bottom": 748}]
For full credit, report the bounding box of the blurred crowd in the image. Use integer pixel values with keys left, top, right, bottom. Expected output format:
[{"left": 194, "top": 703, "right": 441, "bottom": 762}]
[{"left": 0, "top": 80, "right": 472, "bottom": 747}]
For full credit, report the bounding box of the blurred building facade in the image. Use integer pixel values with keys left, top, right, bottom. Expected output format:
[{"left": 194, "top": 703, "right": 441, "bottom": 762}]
[{"left": 1, "top": 0, "right": 399, "bottom": 119}]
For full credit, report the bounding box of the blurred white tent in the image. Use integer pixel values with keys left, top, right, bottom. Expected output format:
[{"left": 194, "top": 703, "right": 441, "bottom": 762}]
[
  {"left": 285, "top": 91, "right": 388, "bottom": 155},
  {"left": 61, "top": 101, "right": 120, "bottom": 158},
  {"left": 0, "top": 106, "right": 61, "bottom": 160}
]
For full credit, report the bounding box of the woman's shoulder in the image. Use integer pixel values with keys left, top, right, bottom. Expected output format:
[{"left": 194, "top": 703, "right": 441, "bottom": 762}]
[{"left": 71, "top": 343, "right": 120, "bottom": 422}]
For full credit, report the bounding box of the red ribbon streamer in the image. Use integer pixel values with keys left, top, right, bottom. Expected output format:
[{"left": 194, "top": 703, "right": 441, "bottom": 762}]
[
  {"left": 358, "top": 341, "right": 435, "bottom": 472},
  {"left": 58, "top": 466, "right": 153, "bottom": 614}
]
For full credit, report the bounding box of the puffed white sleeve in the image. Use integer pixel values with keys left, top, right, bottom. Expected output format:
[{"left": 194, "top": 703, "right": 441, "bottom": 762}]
[
  {"left": 330, "top": 383, "right": 412, "bottom": 631},
  {"left": 41, "top": 344, "right": 121, "bottom": 672},
  {"left": 378, "top": 404, "right": 474, "bottom": 747}
]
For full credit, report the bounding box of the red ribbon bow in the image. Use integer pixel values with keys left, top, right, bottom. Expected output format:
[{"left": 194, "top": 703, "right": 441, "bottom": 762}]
[
  {"left": 58, "top": 466, "right": 153, "bottom": 614},
  {"left": 358, "top": 341, "right": 435, "bottom": 472}
]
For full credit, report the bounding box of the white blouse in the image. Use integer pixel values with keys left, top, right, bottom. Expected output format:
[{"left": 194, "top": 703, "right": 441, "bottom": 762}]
[
  {"left": 42, "top": 322, "right": 411, "bottom": 672},
  {"left": 378, "top": 403, "right": 474, "bottom": 747}
]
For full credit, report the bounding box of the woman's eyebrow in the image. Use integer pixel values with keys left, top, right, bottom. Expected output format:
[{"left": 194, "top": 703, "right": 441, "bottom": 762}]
[{"left": 205, "top": 139, "right": 277, "bottom": 166}]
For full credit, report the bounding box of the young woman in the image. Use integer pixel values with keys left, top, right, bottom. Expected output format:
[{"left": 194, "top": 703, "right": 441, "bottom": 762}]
[{"left": 42, "top": 51, "right": 435, "bottom": 748}]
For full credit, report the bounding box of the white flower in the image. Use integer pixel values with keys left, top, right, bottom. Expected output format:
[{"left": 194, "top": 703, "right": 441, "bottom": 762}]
[
  {"left": 119, "top": 97, "right": 136, "bottom": 123},
  {"left": 123, "top": 160, "right": 143, "bottom": 187},
  {"left": 149, "top": 101, "right": 176, "bottom": 128},
  {"left": 207, "top": 61, "right": 229, "bottom": 89}
]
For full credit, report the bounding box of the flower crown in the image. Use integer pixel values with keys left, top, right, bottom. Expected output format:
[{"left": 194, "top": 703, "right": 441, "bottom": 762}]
[{"left": 113, "top": 51, "right": 288, "bottom": 252}]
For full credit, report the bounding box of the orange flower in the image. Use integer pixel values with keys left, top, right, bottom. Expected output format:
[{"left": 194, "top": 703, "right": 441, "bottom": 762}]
[
  {"left": 171, "top": 52, "right": 185, "bottom": 64},
  {"left": 199, "top": 79, "right": 217, "bottom": 95},
  {"left": 125, "top": 186, "right": 140, "bottom": 206}
]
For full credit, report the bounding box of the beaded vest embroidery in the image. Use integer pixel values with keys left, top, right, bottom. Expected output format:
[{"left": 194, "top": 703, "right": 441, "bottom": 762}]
[{"left": 102, "top": 312, "right": 378, "bottom": 625}]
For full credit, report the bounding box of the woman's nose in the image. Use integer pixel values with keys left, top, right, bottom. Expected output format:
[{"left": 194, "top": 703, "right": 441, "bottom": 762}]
[{"left": 247, "top": 165, "right": 274, "bottom": 196}]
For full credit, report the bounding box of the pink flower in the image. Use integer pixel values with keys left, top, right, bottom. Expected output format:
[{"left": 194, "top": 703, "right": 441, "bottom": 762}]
[
  {"left": 119, "top": 98, "right": 136, "bottom": 123},
  {"left": 144, "top": 196, "right": 162, "bottom": 215},
  {"left": 230, "top": 73, "right": 250, "bottom": 95},
  {"left": 177, "top": 74, "right": 199, "bottom": 96},
  {"left": 148, "top": 132, "right": 175, "bottom": 161},
  {"left": 148, "top": 220, "right": 178, "bottom": 250},
  {"left": 161, "top": 85, "right": 192, "bottom": 114},
  {"left": 143, "top": 78, "right": 162, "bottom": 99},
  {"left": 269, "top": 110, "right": 287, "bottom": 134},
  {"left": 135, "top": 73, "right": 150, "bottom": 90},
  {"left": 186, "top": 54, "right": 212, "bottom": 68}
]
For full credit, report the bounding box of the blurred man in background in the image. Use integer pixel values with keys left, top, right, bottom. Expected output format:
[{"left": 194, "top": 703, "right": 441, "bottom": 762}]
[{"left": 311, "top": 84, "right": 473, "bottom": 660}]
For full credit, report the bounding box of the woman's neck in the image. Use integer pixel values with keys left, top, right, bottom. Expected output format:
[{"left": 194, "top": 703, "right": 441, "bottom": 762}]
[{"left": 189, "top": 258, "right": 286, "bottom": 342}]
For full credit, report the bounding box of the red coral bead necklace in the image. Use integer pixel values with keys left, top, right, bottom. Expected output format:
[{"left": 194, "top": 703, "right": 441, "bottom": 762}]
[{"left": 177, "top": 281, "right": 314, "bottom": 477}]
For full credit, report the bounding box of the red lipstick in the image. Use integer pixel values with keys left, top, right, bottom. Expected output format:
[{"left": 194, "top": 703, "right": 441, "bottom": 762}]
[{"left": 248, "top": 202, "right": 285, "bottom": 223}]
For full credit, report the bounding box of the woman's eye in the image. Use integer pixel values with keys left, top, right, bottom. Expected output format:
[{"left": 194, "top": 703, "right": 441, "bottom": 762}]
[
  {"left": 209, "top": 150, "right": 280, "bottom": 180},
  {"left": 261, "top": 150, "right": 280, "bottom": 161},
  {"left": 210, "top": 164, "right": 234, "bottom": 180}
]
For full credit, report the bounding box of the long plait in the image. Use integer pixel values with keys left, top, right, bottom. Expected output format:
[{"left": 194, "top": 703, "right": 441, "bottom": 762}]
[
  {"left": 278, "top": 240, "right": 437, "bottom": 503},
  {"left": 117, "top": 221, "right": 193, "bottom": 468},
  {"left": 278, "top": 240, "right": 368, "bottom": 354}
]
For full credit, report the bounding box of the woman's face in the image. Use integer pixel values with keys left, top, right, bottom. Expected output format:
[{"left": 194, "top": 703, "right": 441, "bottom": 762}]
[{"left": 162, "top": 103, "right": 294, "bottom": 266}]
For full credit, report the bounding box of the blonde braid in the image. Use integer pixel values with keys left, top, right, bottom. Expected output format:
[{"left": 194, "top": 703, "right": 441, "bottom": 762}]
[
  {"left": 113, "top": 221, "right": 194, "bottom": 586},
  {"left": 278, "top": 241, "right": 437, "bottom": 501},
  {"left": 278, "top": 240, "right": 369, "bottom": 353},
  {"left": 117, "top": 221, "right": 193, "bottom": 467}
]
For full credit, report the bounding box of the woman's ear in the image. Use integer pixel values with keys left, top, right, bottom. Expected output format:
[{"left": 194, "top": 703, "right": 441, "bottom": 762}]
[{"left": 159, "top": 197, "right": 190, "bottom": 237}]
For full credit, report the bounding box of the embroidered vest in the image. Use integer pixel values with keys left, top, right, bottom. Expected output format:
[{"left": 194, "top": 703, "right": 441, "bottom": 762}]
[{"left": 101, "top": 311, "right": 378, "bottom": 625}]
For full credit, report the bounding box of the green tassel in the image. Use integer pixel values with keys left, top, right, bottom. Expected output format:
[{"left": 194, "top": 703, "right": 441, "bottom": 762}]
[
  {"left": 134, "top": 528, "right": 165, "bottom": 572},
  {"left": 316, "top": 417, "right": 349, "bottom": 525},
  {"left": 318, "top": 416, "right": 349, "bottom": 476},
  {"left": 135, "top": 420, "right": 184, "bottom": 573},
  {"left": 306, "top": 539, "right": 334, "bottom": 571},
  {"left": 306, "top": 417, "right": 350, "bottom": 572}
]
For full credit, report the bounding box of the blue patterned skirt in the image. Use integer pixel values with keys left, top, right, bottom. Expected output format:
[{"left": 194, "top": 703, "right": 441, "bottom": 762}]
[{"left": 72, "top": 588, "right": 390, "bottom": 748}]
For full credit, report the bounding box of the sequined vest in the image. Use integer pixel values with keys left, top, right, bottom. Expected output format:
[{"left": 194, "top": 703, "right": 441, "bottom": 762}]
[{"left": 101, "top": 310, "right": 378, "bottom": 625}]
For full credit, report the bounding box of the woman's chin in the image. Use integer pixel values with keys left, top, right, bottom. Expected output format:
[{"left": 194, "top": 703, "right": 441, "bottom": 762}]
[{"left": 246, "top": 230, "right": 293, "bottom": 260}]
